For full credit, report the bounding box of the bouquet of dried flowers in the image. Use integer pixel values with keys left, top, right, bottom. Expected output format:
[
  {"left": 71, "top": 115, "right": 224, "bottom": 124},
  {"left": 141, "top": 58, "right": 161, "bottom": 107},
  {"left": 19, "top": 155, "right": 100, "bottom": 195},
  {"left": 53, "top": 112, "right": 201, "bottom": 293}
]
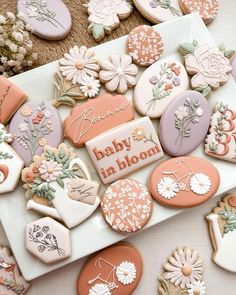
[{"left": 0, "top": 11, "right": 37, "bottom": 77}]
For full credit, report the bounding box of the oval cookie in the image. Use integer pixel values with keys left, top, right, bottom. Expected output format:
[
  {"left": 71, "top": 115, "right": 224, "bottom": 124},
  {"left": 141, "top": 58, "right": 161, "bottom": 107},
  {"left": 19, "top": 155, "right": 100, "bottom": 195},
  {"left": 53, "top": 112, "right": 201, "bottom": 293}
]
[
  {"left": 9, "top": 102, "right": 62, "bottom": 166},
  {"left": 101, "top": 179, "right": 153, "bottom": 233},
  {"left": 127, "top": 25, "right": 163, "bottom": 67},
  {"left": 133, "top": 0, "right": 182, "bottom": 23},
  {"left": 159, "top": 91, "right": 211, "bottom": 156},
  {"left": 149, "top": 156, "right": 220, "bottom": 208},
  {"left": 17, "top": 0, "right": 72, "bottom": 40},
  {"left": 133, "top": 60, "right": 189, "bottom": 118},
  {"left": 77, "top": 243, "right": 143, "bottom": 295}
]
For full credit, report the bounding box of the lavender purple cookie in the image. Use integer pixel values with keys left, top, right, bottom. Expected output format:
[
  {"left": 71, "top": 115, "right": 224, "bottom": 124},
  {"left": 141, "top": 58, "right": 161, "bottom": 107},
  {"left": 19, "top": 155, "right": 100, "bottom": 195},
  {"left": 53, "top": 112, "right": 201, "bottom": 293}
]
[
  {"left": 159, "top": 91, "right": 211, "bottom": 156},
  {"left": 9, "top": 102, "right": 62, "bottom": 166},
  {"left": 17, "top": 0, "right": 72, "bottom": 40}
]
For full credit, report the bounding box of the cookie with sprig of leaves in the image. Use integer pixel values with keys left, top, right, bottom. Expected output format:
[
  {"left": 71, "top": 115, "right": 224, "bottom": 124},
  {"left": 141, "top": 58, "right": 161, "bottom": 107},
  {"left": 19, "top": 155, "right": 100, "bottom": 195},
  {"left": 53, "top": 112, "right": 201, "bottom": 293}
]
[
  {"left": 206, "top": 194, "right": 236, "bottom": 272},
  {"left": 179, "top": 40, "right": 234, "bottom": 97}
]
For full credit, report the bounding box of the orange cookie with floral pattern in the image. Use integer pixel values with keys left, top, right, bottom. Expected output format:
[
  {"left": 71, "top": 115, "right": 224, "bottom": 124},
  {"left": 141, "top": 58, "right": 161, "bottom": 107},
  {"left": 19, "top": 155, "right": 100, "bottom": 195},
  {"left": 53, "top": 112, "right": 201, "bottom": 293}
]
[{"left": 127, "top": 25, "right": 163, "bottom": 67}]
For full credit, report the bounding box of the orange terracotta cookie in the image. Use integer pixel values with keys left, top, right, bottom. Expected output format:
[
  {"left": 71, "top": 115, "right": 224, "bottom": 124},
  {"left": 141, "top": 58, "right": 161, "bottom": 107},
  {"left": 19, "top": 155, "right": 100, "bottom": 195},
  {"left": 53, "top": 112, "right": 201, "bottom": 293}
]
[
  {"left": 127, "top": 25, "right": 163, "bottom": 67},
  {"left": 149, "top": 156, "right": 220, "bottom": 208},
  {"left": 179, "top": 0, "right": 219, "bottom": 24},
  {"left": 77, "top": 243, "right": 143, "bottom": 295},
  {"left": 101, "top": 179, "right": 153, "bottom": 233}
]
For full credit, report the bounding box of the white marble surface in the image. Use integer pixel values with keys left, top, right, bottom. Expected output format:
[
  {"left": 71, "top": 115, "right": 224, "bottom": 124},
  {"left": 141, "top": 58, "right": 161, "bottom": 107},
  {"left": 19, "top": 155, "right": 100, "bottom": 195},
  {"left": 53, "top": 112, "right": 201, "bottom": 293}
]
[{"left": 1, "top": 0, "right": 236, "bottom": 294}]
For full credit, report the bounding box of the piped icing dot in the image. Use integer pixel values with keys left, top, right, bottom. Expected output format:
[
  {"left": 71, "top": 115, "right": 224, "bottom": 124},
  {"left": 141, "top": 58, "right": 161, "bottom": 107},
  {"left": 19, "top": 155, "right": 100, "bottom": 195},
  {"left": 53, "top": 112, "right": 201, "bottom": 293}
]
[{"left": 181, "top": 265, "right": 192, "bottom": 276}]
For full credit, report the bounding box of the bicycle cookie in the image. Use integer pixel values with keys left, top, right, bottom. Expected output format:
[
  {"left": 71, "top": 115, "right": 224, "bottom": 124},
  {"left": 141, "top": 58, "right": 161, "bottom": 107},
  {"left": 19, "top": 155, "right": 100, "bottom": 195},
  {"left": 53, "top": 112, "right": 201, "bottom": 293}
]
[
  {"left": 206, "top": 194, "right": 236, "bottom": 273},
  {"left": 17, "top": 0, "right": 72, "bottom": 40},
  {"left": 101, "top": 179, "right": 153, "bottom": 234},
  {"left": 205, "top": 101, "right": 236, "bottom": 163},
  {"left": 159, "top": 90, "right": 211, "bottom": 156},
  {"left": 148, "top": 156, "right": 220, "bottom": 208},
  {"left": 127, "top": 25, "right": 164, "bottom": 67},
  {"left": 158, "top": 247, "right": 206, "bottom": 295},
  {"left": 133, "top": 60, "right": 188, "bottom": 118},
  {"left": 25, "top": 217, "right": 71, "bottom": 264},
  {"left": 77, "top": 243, "right": 143, "bottom": 295},
  {"left": 133, "top": 0, "right": 182, "bottom": 24},
  {"left": 9, "top": 101, "right": 63, "bottom": 166}
]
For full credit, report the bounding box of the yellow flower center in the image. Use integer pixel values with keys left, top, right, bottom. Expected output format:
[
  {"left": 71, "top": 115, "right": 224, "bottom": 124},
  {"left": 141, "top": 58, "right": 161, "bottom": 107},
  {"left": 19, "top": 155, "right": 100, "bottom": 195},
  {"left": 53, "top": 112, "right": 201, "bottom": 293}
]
[
  {"left": 181, "top": 265, "right": 192, "bottom": 276},
  {"left": 193, "top": 288, "right": 200, "bottom": 295},
  {"left": 87, "top": 83, "right": 93, "bottom": 90},
  {"left": 76, "top": 60, "right": 84, "bottom": 70},
  {"left": 47, "top": 168, "right": 54, "bottom": 174},
  {"left": 124, "top": 271, "right": 129, "bottom": 276}
]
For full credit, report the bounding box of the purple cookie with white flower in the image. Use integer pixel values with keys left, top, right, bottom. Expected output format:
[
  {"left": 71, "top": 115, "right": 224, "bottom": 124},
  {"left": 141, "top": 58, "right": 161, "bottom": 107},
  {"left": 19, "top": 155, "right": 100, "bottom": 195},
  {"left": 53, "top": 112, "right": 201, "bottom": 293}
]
[
  {"left": 9, "top": 102, "right": 62, "bottom": 166},
  {"left": 17, "top": 0, "right": 72, "bottom": 40},
  {"left": 159, "top": 90, "right": 211, "bottom": 156},
  {"left": 133, "top": 60, "right": 188, "bottom": 118}
]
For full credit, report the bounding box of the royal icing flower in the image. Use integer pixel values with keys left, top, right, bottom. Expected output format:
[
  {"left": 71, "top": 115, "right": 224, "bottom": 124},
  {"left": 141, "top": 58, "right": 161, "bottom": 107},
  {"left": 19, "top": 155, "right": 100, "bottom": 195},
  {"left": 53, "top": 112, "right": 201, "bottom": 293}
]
[
  {"left": 88, "top": 283, "right": 111, "bottom": 295},
  {"left": 80, "top": 76, "right": 100, "bottom": 98},
  {"left": 190, "top": 173, "right": 211, "bottom": 195},
  {"left": 132, "top": 127, "right": 146, "bottom": 141},
  {"left": 195, "top": 107, "right": 203, "bottom": 117},
  {"left": 18, "top": 122, "right": 29, "bottom": 132},
  {"left": 116, "top": 261, "right": 136, "bottom": 285},
  {"left": 59, "top": 46, "right": 100, "bottom": 85},
  {"left": 20, "top": 105, "right": 33, "bottom": 117},
  {"left": 99, "top": 54, "right": 138, "bottom": 94},
  {"left": 187, "top": 281, "right": 206, "bottom": 295},
  {"left": 39, "top": 160, "right": 63, "bottom": 182},
  {"left": 157, "top": 177, "right": 179, "bottom": 199},
  {"left": 163, "top": 248, "right": 203, "bottom": 289},
  {"left": 175, "top": 106, "right": 189, "bottom": 120},
  {"left": 38, "top": 137, "right": 48, "bottom": 147},
  {"left": 185, "top": 44, "right": 232, "bottom": 90}
]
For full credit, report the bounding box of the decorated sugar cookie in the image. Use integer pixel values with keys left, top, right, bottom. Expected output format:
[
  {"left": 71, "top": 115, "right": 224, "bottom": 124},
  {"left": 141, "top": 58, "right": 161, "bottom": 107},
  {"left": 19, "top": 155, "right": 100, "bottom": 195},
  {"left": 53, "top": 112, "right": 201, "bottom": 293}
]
[
  {"left": 101, "top": 179, "right": 153, "bottom": 233},
  {"left": 0, "top": 125, "right": 24, "bottom": 195},
  {"left": 0, "top": 245, "right": 30, "bottom": 294},
  {"left": 149, "top": 156, "right": 220, "bottom": 208},
  {"left": 22, "top": 143, "right": 100, "bottom": 229},
  {"left": 64, "top": 94, "right": 134, "bottom": 147},
  {"left": 86, "top": 117, "right": 164, "bottom": 184},
  {"left": 9, "top": 102, "right": 62, "bottom": 166},
  {"left": 158, "top": 247, "right": 206, "bottom": 295},
  {"left": 231, "top": 54, "right": 236, "bottom": 83},
  {"left": 179, "top": 40, "right": 233, "bottom": 97},
  {"left": 133, "top": 0, "right": 182, "bottom": 23},
  {"left": 179, "top": 0, "right": 218, "bottom": 24},
  {"left": 127, "top": 25, "right": 163, "bottom": 67},
  {"left": 0, "top": 76, "right": 27, "bottom": 124},
  {"left": 133, "top": 60, "right": 188, "bottom": 118},
  {"left": 159, "top": 91, "right": 211, "bottom": 156},
  {"left": 99, "top": 54, "right": 138, "bottom": 94},
  {"left": 205, "top": 101, "right": 236, "bottom": 163},
  {"left": 206, "top": 194, "right": 236, "bottom": 273},
  {"left": 84, "top": 0, "right": 133, "bottom": 42},
  {"left": 25, "top": 217, "right": 71, "bottom": 264},
  {"left": 77, "top": 243, "right": 143, "bottom": 295}
]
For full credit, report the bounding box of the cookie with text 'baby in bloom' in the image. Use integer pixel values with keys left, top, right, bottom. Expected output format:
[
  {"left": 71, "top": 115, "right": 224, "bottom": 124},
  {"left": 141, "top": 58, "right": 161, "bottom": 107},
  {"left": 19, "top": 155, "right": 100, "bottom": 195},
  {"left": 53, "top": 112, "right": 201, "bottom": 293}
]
[{"left": 86, "top": 117, "right": 164, "bottom": 184}]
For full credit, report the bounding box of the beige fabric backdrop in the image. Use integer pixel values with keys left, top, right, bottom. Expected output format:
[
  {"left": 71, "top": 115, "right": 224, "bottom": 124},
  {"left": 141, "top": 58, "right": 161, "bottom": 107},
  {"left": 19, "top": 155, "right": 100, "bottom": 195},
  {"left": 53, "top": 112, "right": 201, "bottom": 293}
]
[{"left": 0, "top": 0, "right": 149, "bottom": 66}]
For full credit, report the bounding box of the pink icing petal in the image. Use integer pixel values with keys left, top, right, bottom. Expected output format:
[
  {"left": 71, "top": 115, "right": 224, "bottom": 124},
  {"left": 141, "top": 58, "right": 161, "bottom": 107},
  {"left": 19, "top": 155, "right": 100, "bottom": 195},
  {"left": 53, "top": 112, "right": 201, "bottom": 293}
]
[
  {"left": 191, "top": 73, "right": 208, "bottom": 88},
  {"left": 99, "top": 70, "right": 116, "bottom": 82},
  {"left": 106, "top": 75, "right": 120, "bottom": 92},
  {"left": 110, "top": 54, "right": 121, "bottom": 68},
  {"left": 185, "top": 54, "right": 199, "bottom": 74},
  {"left": 116, "top": 0, "right": 132, "bottom": 15},
  {"left": 118, "top": 76, "right": 128, "bottom": 93}
]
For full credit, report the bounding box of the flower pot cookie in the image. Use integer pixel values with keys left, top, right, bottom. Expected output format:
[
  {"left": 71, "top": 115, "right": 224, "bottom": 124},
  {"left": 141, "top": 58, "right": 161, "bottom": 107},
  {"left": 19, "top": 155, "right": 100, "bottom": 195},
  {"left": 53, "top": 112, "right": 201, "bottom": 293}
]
[
  {"left": 159, "top": 91, "right": 211, "bottom": 156},
  {"left": 17, "top": 0, "right": 72, "bottom": 40},
  {"left": 77, "top": 243, "right": 143, "bottom": 295},
  {"left": 149, "top": 156, "right": 220, "bottom": 208},
  {"left": 101, "top": 179, "right": 153, "bottom": 233},
  {"left": 179, "top": 40, "right": 234, "bottom": 97},
  {"left": 22, "top": 143, "right": 100, "bottom": 229},
  {"left": 158, "top": 247, "right": 206, "bottom": 295},
  {"left": 133, "top": 60, "right": 188, "bottom": 118},
  {"left": 133, "top": 0, "right": 182, "bottom": 24},
  {"left": 0, "top": 245, "right": 30, "bottom": 294},
  {"left": 9, "top": 102, "right": 62, "bottom": 166},
  {"left": 206, "top": 194, "right": 236, "bottom": 273},
  {"left": 127, "top": 25, "right": 164, "bottom": 67}
]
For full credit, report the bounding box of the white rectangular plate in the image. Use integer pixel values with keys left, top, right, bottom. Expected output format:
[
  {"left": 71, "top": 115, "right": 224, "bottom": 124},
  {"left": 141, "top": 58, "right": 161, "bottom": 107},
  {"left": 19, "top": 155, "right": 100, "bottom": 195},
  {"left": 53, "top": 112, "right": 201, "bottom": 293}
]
[{"left": 1, "top": 14, "right": 236, "bottom": 281}]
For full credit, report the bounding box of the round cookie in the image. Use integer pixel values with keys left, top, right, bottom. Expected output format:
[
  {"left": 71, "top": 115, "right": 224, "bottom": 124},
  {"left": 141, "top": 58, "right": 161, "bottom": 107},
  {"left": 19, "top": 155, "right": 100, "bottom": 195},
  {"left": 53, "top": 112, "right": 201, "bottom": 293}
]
[
  {"left": 17, "top": 0, "right": 72, "bottom": 40},
  {"left": 133, "top": 0, "right": 182, "bottom": 24},
  {"left": 159, "top": 90, "right": 211, "bottom": 156},
  {"left": 179, "top": 0, "right": 219, "bottom": 24},
  {"left": 231, "top": 54, "right": 236, "bottom": 83},
  {"left": 127, "top": 25, "right": 163, "bottom": 67},
  {"left": 101, "top": 179, "right": 153, "bottom": 233},
  {"left": 77, "top": 243, "right": 143, "bottom": 295},
  {"left": 149, "top": 156, "right": 220, "bottom": 208},
  {"left": 133, "top": 60, "right": 189, "bottom": 118},
  {"left": 9, "top": 102, "right": 62, "bottom": 166}
]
